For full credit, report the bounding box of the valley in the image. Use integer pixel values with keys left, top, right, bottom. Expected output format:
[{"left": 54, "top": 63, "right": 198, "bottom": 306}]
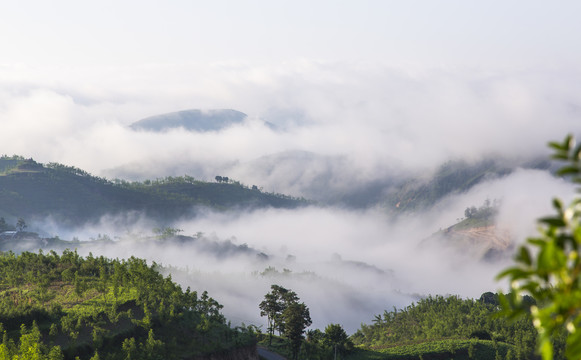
[{"left": 0, "top": 151, "right": 565, "bottom": 359}]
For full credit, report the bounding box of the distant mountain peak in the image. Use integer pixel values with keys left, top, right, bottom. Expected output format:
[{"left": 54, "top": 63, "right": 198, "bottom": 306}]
[{"left": 130, "top": 109, "right": 247, "bottom": 132}]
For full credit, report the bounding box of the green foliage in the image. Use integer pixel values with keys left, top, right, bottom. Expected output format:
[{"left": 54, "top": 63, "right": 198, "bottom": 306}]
[
  {"left": 497, "top": 134, "right": 581, "bottom": 360},
  {"left": 259, "top": 285, "right": 300, "bottom": 344},
  {"left": 0, "top": 250, "right": 255, "bottom": 359},
  {"left": 352, "top": 294, "right": 537, "bottom": 359},
  {"left": 347, "top": 339, "right": 513, "bottom": 360},
  {"left": 324, "top": 324, "right": 353, "bottom": 359},
  {"left": 387, "top": 159, "right": 516, "bottom": 212},
  {"left": 283, "top": 302, "right": 312, "bottom": 360},
  {"left": 259, "top": 285, "right": 311, "bottom": 360},
  {"left": 0, "top": 157, "right": 309, "bottom": 227},
  {"left": 454, "top": 199, "right": 500, "bottom": 230}
]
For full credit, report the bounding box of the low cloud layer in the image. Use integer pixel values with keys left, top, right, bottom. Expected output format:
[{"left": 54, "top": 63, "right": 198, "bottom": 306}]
[
  {"left": 2, "top": 60, "right": 581, "bottom": 334},
  {"left": 25, "top": 168, "right": 573, "bottom": 334},
  {"left": 1, "top": 63, "right": 581, "bottom": 201}
]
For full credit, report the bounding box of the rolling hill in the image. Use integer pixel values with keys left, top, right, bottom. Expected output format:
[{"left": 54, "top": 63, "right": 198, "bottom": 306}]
[
  {"left": 0, "top": 250, "right": 258, "bottom": 360},
  {"left": 422, "top": 200, "right": 514, "bottom": 261},
  {"left": 382, "top": 157, "right": 553, "bottom": 213},
  {"left": 129, "top": 109, "right": 247, "bottom": 132},
  {"left": 0, "top": 156, "right": 308, "bottom": 227}
]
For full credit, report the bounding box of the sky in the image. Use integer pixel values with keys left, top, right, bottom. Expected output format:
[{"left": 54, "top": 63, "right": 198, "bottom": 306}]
[
  {"left": 1, "top": 0, "right": 580, "bottom": 182},
  {"left": 2, "top": 0, "right": 581, "bottom": 333},
  {"left": 2, "top": 1, "right": 581, "bottom": 67}
]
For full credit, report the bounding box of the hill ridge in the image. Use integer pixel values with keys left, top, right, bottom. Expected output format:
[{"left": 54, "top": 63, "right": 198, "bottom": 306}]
[
  {"left": 0, "top": 156, "right": 308, "bottom": 227},
  {"left": 130, "top": 108, "right": 247, "bottom": 132}
]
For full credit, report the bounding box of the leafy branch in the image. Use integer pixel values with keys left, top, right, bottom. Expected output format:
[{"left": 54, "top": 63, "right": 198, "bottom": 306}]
[{"left": 497, "top": 134, "right": 581, "bottom": 360}]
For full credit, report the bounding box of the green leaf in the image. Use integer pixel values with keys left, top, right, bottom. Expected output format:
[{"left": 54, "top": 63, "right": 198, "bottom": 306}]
[
  {"left": 496, "top": 267, "right": 531, "bottom": 281},
  {"left": 516, "top": 246, "right": 532, "bottom": 266},
  {"left": 528, "top": 238, "right": 547, "bottom": 246},
  {"left": 565, "top": 134, "right": 575, "bottom": 150},
  {"left": 557, "top": 166, "right": 580, "bottom": 176},
  {"left": 552, "top": 198, "right": 564, "bottom": 211},
  {"left": 574, "top": 143, "right": 581, "bottom": 160},
  {"left": 538, "top": 241, "right": 562, "bottom": 270},
  {"left": 539, "top": 217, "right": 565, "bottom": 227},
  {"left": 552, "top": 153, "right": 570, "bottom": 160},
  {"left": 548, "top": 141, "right": 567, "bottom": 150},
  {"left": 565, "top": 326, "right": 581, "bottom": 360},
  {"left": 540, "top": 337, "right": 553, "bottom": 360}
]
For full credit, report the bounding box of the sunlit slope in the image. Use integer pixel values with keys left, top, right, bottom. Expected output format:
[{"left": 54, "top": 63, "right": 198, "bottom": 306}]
[
  {"left": 351, "top": 294, "right": 537, "bottom": 360},
  {"left": 0, "top": 251, "right": 256, "bottom": 359},
  {"left": 424, "top": 202, "right": 513, "bottom": 260},
  {"left": 0, "top": 156, "right": 307, "bottom": 225}
]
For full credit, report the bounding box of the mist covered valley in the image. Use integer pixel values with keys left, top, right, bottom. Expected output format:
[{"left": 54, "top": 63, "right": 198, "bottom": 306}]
[
  {"left": 4, "top": 2, "right": 581, "bottom": 358},
  {"left": 0, "top": 137, "right": 577, "bottom": 334},
  {"left": 2, "top": 48, "right": 581, "bottom": 338}
]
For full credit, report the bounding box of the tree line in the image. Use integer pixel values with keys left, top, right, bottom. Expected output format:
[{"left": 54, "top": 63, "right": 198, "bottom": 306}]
[{"left": 0, "top": 250, "right": 256, "bottom": 359}]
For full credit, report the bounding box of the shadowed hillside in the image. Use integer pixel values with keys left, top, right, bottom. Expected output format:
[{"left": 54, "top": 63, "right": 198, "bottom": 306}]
[
  {"left": 130, "top": 109, "right": 247, "bottom": 132},
  {"left": 0, "top": 156, "right": 308, "bottom": 227}
]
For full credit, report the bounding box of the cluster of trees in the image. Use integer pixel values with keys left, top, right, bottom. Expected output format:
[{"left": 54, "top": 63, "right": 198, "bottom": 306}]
[
  {"left": 0, "top": 250, "right": 256, "bottom": 359},
  {"left": 0, "top": 322, "right": 65, "bottom": 359},
  {"left": 258, "top": 285, "right": 354, "bottom": 360},
  {"left": 0, "top": 218, "right": 27, "bottom": 233},
  {"left": 463, "top": 198, "right": 500, "bottom": 221},
  {"left": 214, "top": 175, "right": 230, "bottom": 183},
  {"left": 259, "top": 285, "right": 312, "bottom": 360},
  {"left": 302, "top": 324, "right": 353, "bottom": 360},
  {"left": 0, "top": 218, "right": 12, "bottom": 233},
  {"left": 352, "top": 293, "right": 544, "bottom": 359}
]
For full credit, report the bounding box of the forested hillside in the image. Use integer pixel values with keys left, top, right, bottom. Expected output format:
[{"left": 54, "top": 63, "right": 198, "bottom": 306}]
[
  {"left": 383, "top": 158, "right": 552, "bottom": 213},
  {"left": 425, "top": 200, "right": 513, "bottom": 261},
  {"left": 350, "top": 294, "right": 560, "bottom": 360},
  {"left": 129, "top": 109, "right": 247, "bottom": 133},
  {"left": 0, "top": 250, "right": 256, "bottom": 359},
  {"left": 0, "top": 156, "right": 308, "bottom": 226}
]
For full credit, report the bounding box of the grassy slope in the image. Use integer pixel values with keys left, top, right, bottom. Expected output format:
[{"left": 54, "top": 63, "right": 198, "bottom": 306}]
[
  {"left": 348, "top": 339, "right": 513, "bottom": 360},
  {"left": 258, "top": 336, "right": 515, "bottom": 360},
  {"left": 0, "top": 250, "right": 255, "bottom": 359}
]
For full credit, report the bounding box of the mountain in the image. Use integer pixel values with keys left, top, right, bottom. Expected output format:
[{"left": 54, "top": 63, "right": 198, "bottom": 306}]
[
  {"left": 423, "top": 201, "right": 514, "bottom": 261},
  {"left": 433, "top": 224, "right": 513, "bottom": 261},
  {"left": 236, "top": 152, "right": 554, "bottom": 210},
  {"left": 0, "top": 156, "right": 308, "bottom": 227},
  {"left": 382, "top": 157, "right": 553, "bottom": 213},
  {"left": 129, "top": 109, "right": 247, "bottom": 132}
]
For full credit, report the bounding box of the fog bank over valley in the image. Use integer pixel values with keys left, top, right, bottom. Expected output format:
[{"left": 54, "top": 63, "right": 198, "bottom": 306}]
[
  {"left": 10, "top": 167, "right": 571, "bottom": 333},
  {"left": 2, "top": 62, "right": 581, "bottom": 333}
]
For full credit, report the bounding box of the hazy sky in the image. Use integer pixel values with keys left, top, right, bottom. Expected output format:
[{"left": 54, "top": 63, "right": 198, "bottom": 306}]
[{"left": 2, "top": 1, "right": 581, "bottom": 67}]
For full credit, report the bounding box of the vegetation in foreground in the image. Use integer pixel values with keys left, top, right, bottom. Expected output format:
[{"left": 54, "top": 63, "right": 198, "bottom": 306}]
[
  {"left": 0, "top": 250, "right": 256, "bottom": 359},
  {"left": 350, "top": 294, "right": 547, "bottom": 360},
  {"left": 497, "top": 134, "right": 581, "bottom": 360}
]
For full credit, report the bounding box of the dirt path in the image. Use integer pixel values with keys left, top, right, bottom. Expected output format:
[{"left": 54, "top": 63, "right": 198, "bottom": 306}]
[{"left": 257, "top": 346, "right": 287, "bottom": 360}]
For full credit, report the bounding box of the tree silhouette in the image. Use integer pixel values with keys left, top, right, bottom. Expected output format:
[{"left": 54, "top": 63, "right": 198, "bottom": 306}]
[
  {"left": 282, "top": 302, "right": 311, "bottom": 360},
  {"left": 16, "top": 218, "right": 26, "bottom": 232}
]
